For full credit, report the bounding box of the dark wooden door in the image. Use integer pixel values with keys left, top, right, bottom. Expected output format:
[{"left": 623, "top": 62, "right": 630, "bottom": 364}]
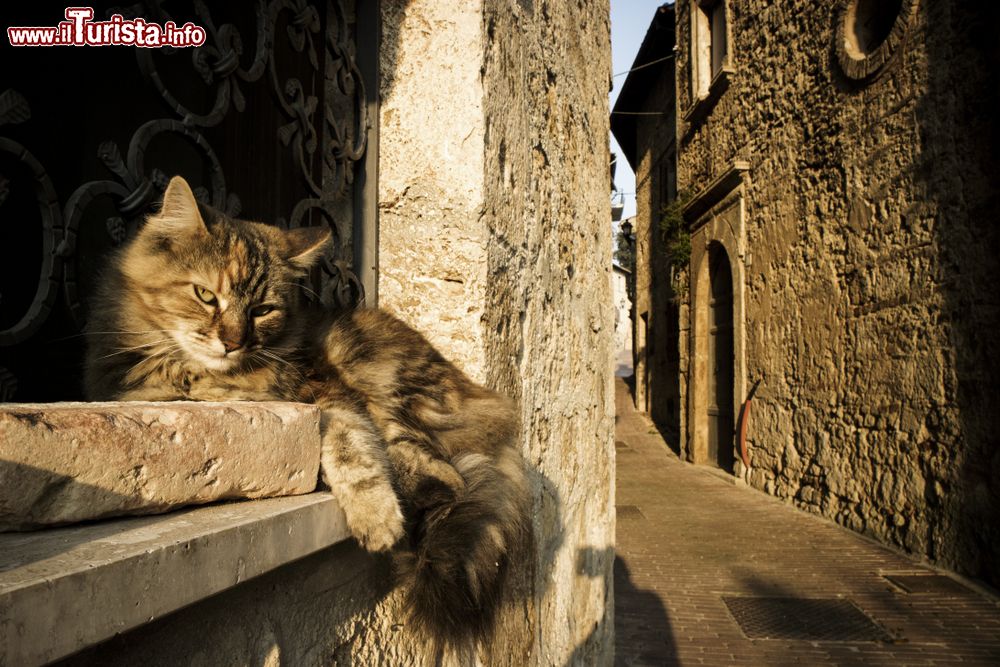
[
  {"left": 0, "top": 1, "right": 377, "bottom": 401},
  {"left": 707, "top": 245, "right": 734, "bottom": 471}
]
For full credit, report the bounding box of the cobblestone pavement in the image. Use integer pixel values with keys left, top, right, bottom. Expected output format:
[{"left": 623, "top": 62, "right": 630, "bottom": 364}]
[{"left": 613, "top": 379, "right": 1000, "bottom": 666}]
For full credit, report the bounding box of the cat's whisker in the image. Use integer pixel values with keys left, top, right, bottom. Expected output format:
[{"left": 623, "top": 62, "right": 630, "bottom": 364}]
[
  {"left": 277, "top": 281, "right": 323, "bottom": 301},
  {"left": 252, "top": 353, "right": 312, "bottom": 401},
  {"left": 50, "top": 329, "right": 183, "bottom": 343},
  {"left": 255, "top": 349, "right": 299, "bottom": 376},
  {"left": 98, "top": 339, "right": 177, "bottom": 360},
  {"left": 121, "top": 348, "right": 177, "bottom": 383},
  {"left": 254, "top": 348, "right": 315, "bottom": 401},
  {"left": 124, "top": 340, "right": 182, "bottom": 365},
  {"left": 88, "top": 329, "right": 181, "bottom": 335}
]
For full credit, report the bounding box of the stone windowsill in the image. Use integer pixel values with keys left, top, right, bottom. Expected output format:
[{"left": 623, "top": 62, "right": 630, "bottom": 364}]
[
  {"left": 0, "top": 401, "right": 322, "bottom": 529},
  {"left": 682, "top": 65, "right": 735, "bottom": 128},
  {"left": 0, "top": 400, "right": 346, "bottom": 666},
  {"left": 0, "top": 492, "right": 350, "bottom": 667}
]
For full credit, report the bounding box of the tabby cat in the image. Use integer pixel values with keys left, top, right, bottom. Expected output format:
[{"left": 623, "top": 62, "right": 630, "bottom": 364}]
[{"left": 84, "top": 176, "right": 530, "bottom": 644}]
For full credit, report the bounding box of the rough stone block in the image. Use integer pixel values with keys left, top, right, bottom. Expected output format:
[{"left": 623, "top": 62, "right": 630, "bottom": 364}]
[{"left": 0, "top": 401, "right": 321, "bottom": 530}]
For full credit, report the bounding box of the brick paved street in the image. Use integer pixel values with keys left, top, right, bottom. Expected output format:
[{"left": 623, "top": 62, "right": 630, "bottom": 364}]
[{"left": 613, "top": 379, "right": 1000, "bottom": 666}]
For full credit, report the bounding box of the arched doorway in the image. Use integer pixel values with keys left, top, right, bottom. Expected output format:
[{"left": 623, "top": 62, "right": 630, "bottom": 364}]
[{"left": 707, "top": 244, "right": 735, "bottom": 471}]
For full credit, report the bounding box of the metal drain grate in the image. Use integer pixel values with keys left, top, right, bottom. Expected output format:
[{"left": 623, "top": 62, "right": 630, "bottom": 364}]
[
  {"left": 617, "top": 505, "right": 645, "bottom": 520},
  {"left": 884, "top": 574, "right": 974, "bottom": 597},
  {"left": 723, "top": 597, "right": 891, "bottom": 642}
]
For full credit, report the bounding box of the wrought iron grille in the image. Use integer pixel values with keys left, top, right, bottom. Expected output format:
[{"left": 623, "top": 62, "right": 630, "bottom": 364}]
[{"left": 0, "top": 1, "right": 378, "bottom": 401}]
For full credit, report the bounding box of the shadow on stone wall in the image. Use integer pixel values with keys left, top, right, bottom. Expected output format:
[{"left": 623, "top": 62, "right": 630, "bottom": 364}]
[
  {"left": 913, "top": 0, "right": 1000, "bottom": 587},
  {"left": 486, "top": 467, "right": 567, "bottom": 665},
  {"left": 647, "top": 224, "right": 684, "bottom": 454},
  {"left": 562, "top": 546, "right": 611, "bottom": 666},
  {"left": 377, "top": 0, "right": 415, "bottom": 98}
]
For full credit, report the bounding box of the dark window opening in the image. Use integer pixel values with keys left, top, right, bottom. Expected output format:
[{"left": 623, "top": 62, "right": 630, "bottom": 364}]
[
  {"left": 847, "top": 0, "right": 903, "bottom": 57},
  {"left": 710, "top": 2, "right": 728, "bottom": 77}
]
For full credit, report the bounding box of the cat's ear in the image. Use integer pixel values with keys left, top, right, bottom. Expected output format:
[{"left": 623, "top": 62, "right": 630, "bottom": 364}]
[
  {"left": 145, "top": 176, "right": 207, "bottom": 236},
  {"left": 285, "top": 226, "right": 332, "bottom": 270}
]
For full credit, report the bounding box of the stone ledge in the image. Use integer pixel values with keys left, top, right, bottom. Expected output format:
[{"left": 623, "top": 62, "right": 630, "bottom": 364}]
[
  {"left": 0, "top": 401, "right": 322, "bottom": 530},
  {"left": 0, "top": 492, "right": 350, "bottom": 667},
  {"left": 681, "top": 65, "right": 734, "bottom": 130},
  {"left": 683, "top": 159, "right": 750, "bottom": 224}
]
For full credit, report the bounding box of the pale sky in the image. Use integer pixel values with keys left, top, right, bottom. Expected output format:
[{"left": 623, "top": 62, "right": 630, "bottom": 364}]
[{"left": 609, "top": 1, "right": 670, "bottom": 222}]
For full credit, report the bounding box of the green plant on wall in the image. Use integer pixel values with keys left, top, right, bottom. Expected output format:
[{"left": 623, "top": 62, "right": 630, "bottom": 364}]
[{"left": 658, "top": 191, "right": 691, "bottom": 296}]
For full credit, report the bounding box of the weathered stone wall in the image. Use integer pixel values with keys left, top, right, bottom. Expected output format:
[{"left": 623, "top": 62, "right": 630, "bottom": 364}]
[
  {"left": 381, "top": 0, "right": 617, "bottom": 662},
  {"left": 675, "top": 0, "right": 1000, "bottom": 585},
  {"left": 480, "top": 2, "right": 615, "bottom": 663},
  {"left": 378, "top": 0, "right": 489, "bottom": 382}
]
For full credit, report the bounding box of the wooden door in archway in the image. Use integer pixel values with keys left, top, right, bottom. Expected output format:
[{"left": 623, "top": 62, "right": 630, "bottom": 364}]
[{"left": 707, "top": 245, "right": 734, "bottom": 471}]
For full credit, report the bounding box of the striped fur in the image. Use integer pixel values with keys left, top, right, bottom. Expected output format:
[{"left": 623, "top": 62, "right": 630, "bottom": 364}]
[{"left": 85, "top": 177, "right": 530, "bottom": 645}]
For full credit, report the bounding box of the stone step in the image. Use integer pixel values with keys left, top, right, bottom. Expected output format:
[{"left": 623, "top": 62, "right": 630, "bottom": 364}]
[{"left": 0, "top": 493, "right": 349, "bottom": 666}]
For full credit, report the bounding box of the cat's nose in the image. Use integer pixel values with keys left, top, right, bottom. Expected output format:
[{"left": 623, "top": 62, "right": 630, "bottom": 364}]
[{"left": 219, "top": 323, "right": 247, "bottom": 354}]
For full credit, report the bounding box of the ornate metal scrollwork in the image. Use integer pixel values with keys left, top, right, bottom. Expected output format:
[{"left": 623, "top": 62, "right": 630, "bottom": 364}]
[
  {"left": 0, "top": 90, "right": 65, "bottom": 347},
  {"left": 131, "top": 0, "right": 272, "bottom": 126},
  {"left": 130, "top": 0, "right": 367, "bottom": 200},
  {"left": 323, "top": 0, "right": 367, "bottom": 193},
  {"left": 0, "top": 366, "right": 16, "bottom": 401},
  {"left": 269, "top": 0, "right": 367, "bottom": 198},
  {"left": 269, "top": 0, "right": 325, "bottom": 198},
  {"left": 322, "top": 258, "right": 365, "bottom": 309},
  {"left": 267, "top": 0, "right": 368, "bottom": 302},
  {"left": 287, "top": 197, "right": 363, "bottom": 309},
  {"left": 1, "top": 0, "right": 371, "bottom": 400},
  {"left": 134, "top": 0, "right": 369, "bottom": 296}
]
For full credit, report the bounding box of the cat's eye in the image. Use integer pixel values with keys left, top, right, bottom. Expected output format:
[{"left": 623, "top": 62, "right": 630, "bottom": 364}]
[
  {"left": 250, "top": 304, "right": 276, "bottom": 318},
  {"left": 193, "top": 285, "right": 217, "bottom": 305}
]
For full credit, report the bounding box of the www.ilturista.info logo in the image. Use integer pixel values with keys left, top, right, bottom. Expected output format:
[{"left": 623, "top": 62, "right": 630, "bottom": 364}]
[{"left": 7, "top": 7, "right": 207, "bottom": 47}]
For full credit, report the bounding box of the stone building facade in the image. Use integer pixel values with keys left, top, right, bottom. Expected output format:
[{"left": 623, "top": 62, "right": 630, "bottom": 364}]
[
  {"left": 672, "top": 0, "right": 1000, "bottom": 586},
  {"left": 612, "top": 264, "right": 633, "bottom": 371},
  {"left": 610, "top": 4, "right": 682, "bottom": 444}
]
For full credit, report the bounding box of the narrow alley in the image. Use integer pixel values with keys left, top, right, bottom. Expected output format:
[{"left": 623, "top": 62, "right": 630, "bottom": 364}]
[{"left": 613, "top": 379, "right": 1000, "bottom": 666}]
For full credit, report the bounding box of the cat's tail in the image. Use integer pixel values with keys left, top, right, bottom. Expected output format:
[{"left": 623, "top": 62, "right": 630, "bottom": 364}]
[{"left": 394, "top": 446, "right": 530, "bottom": 646}]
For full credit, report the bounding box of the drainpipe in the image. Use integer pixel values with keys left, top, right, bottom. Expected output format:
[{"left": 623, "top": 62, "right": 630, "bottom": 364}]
[{"left": 737, "top": 378, "right": 762, "bottom": 470}]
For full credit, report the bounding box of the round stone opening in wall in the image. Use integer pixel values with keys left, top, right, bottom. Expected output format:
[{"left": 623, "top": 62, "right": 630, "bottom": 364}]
[
  {"left": 836, "top": 0, "right": 913, "bottom": 82},
  {"left": 846, "top": 0, "right": 902, "bottom": 57}
]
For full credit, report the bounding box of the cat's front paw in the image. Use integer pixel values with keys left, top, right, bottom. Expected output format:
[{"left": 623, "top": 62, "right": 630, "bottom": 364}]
[{"left": 343, "top": 487, "right": 405, "bottom": 552}]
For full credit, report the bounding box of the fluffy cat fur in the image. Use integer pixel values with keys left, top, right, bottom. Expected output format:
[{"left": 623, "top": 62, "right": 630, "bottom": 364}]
[{"left": 84, "top": 176, "right": 530, "bottom": 645}]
